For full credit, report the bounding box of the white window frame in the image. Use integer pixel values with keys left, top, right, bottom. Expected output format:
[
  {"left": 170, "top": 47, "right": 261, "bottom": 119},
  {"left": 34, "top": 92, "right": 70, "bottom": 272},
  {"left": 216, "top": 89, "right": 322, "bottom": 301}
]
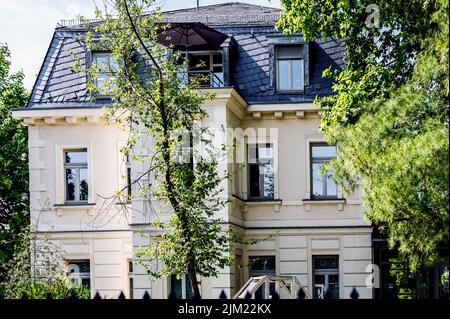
[
  {"left": 55, "top": 142, "right": 94, "bottom": 205},
  {"left": 304, "top": 137, "right": 342, "bottom": 200},
  {"left": 312, "top": 255, "right": 340, "bottom": 299},
  {"left": 91, "top": 51, "right": 118, "bottom": 96},
  {"left": 310, "top": 143, "right": 338, "bottom": 199},
  {"left": 244, "top": 132, "right": 279, "bottom": 201},
  {"left": 67, "top": 259, "right": 91, "bottom": 287},
  {"left": 276, "top": 46, "right": 304, "bottom": 92},
  {"left": 177, "top": 50, "right": 224, "bottom": 87},
  {"left": 64, "top": 149, "right": 88, "bottom": 203},
  {"left": 247, "top": 143, "right": 275, "bottom": 200}
]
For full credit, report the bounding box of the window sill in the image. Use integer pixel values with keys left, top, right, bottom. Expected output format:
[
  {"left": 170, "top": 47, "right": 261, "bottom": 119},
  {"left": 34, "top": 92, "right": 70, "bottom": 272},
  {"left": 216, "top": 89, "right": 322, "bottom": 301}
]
[
  {"left": 302, "top": 198, "right": 346, "bottom": 212},
  {"left": 54, "top": 203, "right": 96, "bottom": 215},
  {"left": 232, "top": 195, "right": 282, "bottom": 213},
  {"left": 54, "top": 202, "right": 96, "bottom": 207},
  {"left": 275, "top": 89, "right": 305, "bottom": 95}
]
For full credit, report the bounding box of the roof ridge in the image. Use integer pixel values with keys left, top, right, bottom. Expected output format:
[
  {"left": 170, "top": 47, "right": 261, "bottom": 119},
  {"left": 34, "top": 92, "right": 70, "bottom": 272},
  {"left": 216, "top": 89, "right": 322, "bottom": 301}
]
[{"left": 161, "top": 2, "right": 280, "bottom": 13}]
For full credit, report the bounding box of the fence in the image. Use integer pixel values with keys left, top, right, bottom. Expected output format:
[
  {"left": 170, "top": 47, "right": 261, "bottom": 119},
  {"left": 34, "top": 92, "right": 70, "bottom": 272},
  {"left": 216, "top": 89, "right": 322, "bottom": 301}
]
[{"left": 16, "top": 287, "right": 360, "bottom": 300}]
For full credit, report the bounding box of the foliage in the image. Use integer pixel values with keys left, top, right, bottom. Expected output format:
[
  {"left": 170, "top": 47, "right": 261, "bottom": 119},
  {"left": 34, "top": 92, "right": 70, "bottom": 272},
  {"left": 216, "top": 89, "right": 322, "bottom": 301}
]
[
  {"left": 278, "top": 0, "right": 449, "bottom": 271},
  {"left": 0, "top": 43, "right": 29, "bottom": 282},
  {"left": 13, "top": 279, "right": 90, "bottom": 299},
  {"left": 0, "top": 213, "right": 89, "bottom": 299},
  {"left": 75, "top": 0, "right": 235, "bottom": 295}
]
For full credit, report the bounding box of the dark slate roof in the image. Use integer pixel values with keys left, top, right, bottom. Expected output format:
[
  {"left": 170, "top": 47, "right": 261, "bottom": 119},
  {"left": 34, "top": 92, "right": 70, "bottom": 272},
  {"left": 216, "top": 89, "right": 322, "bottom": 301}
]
[
  {"left": 28, "top": 2, "right": 344, "bottom": 108},
  {"left": 221, "top": 28, "right": 344, "bottom": 103},
  {"left": 161, "top": 2, "right": 280, "bottom": 26}
]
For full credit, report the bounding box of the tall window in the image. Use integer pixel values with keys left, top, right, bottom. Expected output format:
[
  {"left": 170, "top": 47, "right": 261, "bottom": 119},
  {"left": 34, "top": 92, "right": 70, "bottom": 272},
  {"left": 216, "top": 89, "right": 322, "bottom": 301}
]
[
  {"left": 248, "top": 144, "right": 274, "bottom": 199},
  {"left": 276, "top": 46, "right": 304, "bottom": 91},
  {"left": 126, "top": 154, "right": 131, "bottom": 200},
  {"left": 64, "top": 149, "right": 88, "bottom": 202},
  {"left": 128, "top": 260, "right": 133, "bottom": 299},
  {"left": 170, "top": 274, "right": 193, "bottom": 299},
  {"left": 313, "top": 256, "right": 339, "bottom": 299},
  {"left": 92, "top": 52, "right": 117, "bottom": 94},
  {"left": 249, "top": 256, "right": 276, "bottom": 298},
  {"left": 67, "top": 260, "right": 91, "bottom": 288},
  {"left": 310, "top": 144, "right": 337, "bottom": 199}
]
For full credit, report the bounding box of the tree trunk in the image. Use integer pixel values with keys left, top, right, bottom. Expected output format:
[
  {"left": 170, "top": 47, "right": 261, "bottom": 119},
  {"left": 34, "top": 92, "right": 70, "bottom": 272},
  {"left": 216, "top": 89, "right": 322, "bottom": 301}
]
[{"left": 187, "top": 260, "right": 200, "bottom": 297}]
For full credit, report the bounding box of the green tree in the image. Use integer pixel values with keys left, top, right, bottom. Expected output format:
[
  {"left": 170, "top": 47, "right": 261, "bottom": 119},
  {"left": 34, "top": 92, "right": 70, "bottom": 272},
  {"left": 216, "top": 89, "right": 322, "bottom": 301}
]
[
  {"left": 1, "top": 204, "right": 90, "bottom": 299},
  {"left": 0, "top": 43, "right": 29, "bottom": 282},
  {"left": 75, "top": 0, "right": 237, "bottom": 296},
  {"left": 278, "top": 0, "right": 449, "bottom": 271}
]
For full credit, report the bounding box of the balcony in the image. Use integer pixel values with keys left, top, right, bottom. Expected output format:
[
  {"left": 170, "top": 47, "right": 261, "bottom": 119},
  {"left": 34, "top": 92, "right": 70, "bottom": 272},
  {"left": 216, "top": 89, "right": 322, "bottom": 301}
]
[{"left": 176, "top": 51, "right": 225, "bottom": 88}]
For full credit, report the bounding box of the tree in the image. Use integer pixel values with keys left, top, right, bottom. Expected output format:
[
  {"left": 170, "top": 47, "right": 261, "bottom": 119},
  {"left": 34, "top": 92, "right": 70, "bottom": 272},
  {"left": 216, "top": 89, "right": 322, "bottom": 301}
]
[
  {"left": 75, "top": 0, "right": 235, "bottom": 296},
  {"left": 0, "top": 202, "right": 90, "bottom": 299},
  {"left": 278, "top": 0, "right": 449, "bottom": 271},
  {"left": 0, "top": 43, "right": 29, "bottom": 283}
]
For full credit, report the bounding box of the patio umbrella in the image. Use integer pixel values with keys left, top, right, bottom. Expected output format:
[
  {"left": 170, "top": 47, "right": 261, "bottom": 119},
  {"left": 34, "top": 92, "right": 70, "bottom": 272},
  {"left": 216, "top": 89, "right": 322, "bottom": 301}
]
[{"left": 156, "top": 22, "right": 228, "bottom": 50}]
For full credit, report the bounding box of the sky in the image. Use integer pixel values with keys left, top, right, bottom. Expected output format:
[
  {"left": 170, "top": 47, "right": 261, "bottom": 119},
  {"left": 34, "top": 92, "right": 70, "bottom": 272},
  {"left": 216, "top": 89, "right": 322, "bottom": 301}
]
[{"left": 0, "top": 0, "right": 281, "bottom": 90}]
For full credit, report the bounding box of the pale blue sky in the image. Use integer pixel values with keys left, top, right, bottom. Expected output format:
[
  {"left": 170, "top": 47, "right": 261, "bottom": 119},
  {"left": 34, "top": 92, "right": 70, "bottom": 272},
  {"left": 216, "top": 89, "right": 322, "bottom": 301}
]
[{"left": 0, "top": 0, "right": 280, "bottom": 90}]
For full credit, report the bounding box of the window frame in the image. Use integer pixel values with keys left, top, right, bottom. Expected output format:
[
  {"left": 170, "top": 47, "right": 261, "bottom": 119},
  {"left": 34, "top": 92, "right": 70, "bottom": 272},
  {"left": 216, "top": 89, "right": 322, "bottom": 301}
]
[
  {"left": 169, "top": 273, "right": 194, "bottom": 299},
  {"left": 88, "top": 50, "right": 118, "bottom": 99},
  {"left": 67, "top": 259, "right": 91, "bottom": 288},
  {"left": 312, "top": 255, "right": 340, "bottom": 299},
  {"left": 126, "top": 154, "right": 132, "bottom": 200},
  {"left": 309, "top": 143, "right": 338, "bottom": 200},
  {"left": 128, "top": 259, "right": 133, "bottom": 299},
  {"left": 248, "top": 255, "right": 277, "bottom": 299},
  {"left": 276, "top": 46, "right": 304, "bottom": 92},
  {"left": 247, "top": 143, "right": 275, "bottom": 201},
  {"left": 267, "top": 35, "right": 309, "bottom": 93},
  {"left": 64, "top": 148, "right": 89, "bottom": 203},
  {"left": 176, "top": 50, "right": 224, "bottom": 88}
]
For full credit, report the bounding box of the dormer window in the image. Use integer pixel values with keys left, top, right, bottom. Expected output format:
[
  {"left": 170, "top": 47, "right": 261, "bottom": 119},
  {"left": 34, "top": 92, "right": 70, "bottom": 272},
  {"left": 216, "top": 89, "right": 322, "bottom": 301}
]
[
  {"left": 267, "top": 35, "right": 309, "bottom": 93},
  {"left": 276, "top": 46, "right": 304, "bottom": 92},
  {"left": 92, "top": 52, "right": 118, "bottom": 95}
]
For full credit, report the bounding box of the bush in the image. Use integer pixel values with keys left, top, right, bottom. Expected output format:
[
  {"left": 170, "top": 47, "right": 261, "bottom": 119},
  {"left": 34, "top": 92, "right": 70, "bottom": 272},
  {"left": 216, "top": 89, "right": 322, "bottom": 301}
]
[{"left": 14, "top": 279, "right": 90, "bottom": 299}]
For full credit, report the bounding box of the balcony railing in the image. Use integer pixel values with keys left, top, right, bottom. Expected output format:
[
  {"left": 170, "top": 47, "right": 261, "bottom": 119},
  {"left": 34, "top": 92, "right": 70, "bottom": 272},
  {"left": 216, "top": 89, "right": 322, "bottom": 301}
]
[{"left": 177, "top": 70, "right": 224, "bottom": 88}]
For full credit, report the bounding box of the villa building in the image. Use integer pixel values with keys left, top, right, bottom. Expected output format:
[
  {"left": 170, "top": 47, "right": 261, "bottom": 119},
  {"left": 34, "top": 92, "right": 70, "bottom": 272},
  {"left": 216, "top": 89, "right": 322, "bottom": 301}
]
[{"left": 12, "top": 3, "right": 375, "bottom": 299}]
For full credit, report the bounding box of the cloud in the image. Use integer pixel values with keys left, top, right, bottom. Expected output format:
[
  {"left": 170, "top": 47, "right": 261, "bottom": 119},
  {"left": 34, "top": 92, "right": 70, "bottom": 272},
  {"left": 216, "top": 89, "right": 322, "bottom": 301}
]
[{"left": 0, "top": 0, "right": 96, "bottom": 90}]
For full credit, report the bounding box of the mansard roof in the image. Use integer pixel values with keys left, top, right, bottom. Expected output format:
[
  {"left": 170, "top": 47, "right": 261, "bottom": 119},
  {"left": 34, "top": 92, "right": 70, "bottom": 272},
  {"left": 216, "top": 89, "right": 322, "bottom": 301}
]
[{"left": 27, "top": 2, "right": 344, "bottom": 108}]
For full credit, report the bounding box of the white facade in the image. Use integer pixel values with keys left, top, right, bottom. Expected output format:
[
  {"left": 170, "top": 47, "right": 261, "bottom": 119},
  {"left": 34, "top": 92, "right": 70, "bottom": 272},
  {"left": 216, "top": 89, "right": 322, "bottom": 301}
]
[{"left": 14, "top": 88, "right": 373, "bottom": 299}]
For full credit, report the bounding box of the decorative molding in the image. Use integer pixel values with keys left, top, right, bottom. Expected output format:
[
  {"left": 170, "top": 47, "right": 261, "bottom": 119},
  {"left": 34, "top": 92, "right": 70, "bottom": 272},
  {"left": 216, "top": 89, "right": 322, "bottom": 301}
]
[
  {"left": 65, "top": 116, "right": 78, "bottom": 124},
  {"left": 252, "top": 112, "right": 262, "bottom": 119},
  {"left": 44, "top": 117, "right": 56, "bottom": 125},
  {"left": 296, "top": 111, "right": 305, "bottom": 118},
  {"left": 274, "top": 111, "right": 283, "bottom": 119}
]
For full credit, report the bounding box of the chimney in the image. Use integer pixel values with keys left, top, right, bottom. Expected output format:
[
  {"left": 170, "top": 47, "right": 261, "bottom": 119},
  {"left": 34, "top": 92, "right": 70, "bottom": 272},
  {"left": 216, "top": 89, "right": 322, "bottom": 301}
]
[{"left": 196, "top": 0, "right": 199, "bottom": 10}]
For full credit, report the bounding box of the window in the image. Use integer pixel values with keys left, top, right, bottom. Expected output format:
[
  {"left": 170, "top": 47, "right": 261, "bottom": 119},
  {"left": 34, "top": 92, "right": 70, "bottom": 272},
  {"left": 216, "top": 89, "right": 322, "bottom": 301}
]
[
  {"left": 126, "top": 154, "right": 131, "bottom": 200},
  {"left": 176, "top": 51, "right": 223, "bottom": 88},
  {"left": 249, "top": 256, "right": 276, "bottom": 298},
  {"left": 310, "top": 144, "right": 337, "bottom": 199},
  {"left": 128, "top": 260, "right": 133, "bottom": 299},
  {"left": 170, "top": 274, "right": 193, "bottom": 299},
  {"left": 67, "top": 260, "right": 91, "bottom": 288},
  {"left": 92, "top": 52, "right": 118, "bottom": 94},
  {"left": 248, "top": 144, "right": 274, "bottom": 199},
  {"left": 313, "top": 256, "right": 339, "bottom": 299},
  {"left": 276, "top": 46, "right": 304, "bottom": 91},
  {"left": 64, "top": 149, "right": 88, "bottom": 202}
]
